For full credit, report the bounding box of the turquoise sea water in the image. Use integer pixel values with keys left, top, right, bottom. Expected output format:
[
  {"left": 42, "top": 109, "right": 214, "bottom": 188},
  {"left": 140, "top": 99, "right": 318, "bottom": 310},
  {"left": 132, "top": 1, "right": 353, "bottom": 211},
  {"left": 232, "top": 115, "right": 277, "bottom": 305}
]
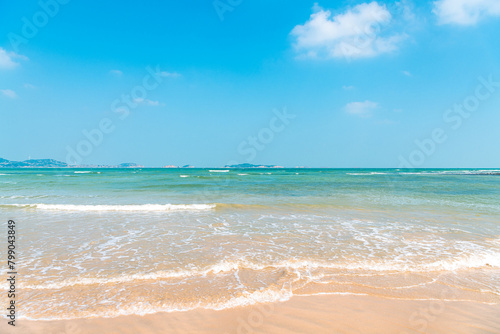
[{"left": 0, "top": 168, "right": 499, "bottom": 319}]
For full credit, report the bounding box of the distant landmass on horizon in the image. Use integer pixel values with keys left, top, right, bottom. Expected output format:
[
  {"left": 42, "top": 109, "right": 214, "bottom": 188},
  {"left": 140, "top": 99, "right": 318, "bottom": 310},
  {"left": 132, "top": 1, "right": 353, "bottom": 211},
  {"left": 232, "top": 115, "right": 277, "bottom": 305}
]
[
  {"left": 0, "top": 158, "right": 145, "bottom": 168},
  {"left": 0, "top": 158, "right": 288, "bottom": 169}
]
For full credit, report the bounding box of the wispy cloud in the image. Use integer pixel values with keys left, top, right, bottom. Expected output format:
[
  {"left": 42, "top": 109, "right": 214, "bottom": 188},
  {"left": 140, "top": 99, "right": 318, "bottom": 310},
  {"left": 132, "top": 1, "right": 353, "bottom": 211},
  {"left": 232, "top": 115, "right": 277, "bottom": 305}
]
[
  {"left": 345, "top": 100, "right": 378, "bottom": 117},
  {"left": 157, "top": 71, "right": 181, "bottom": 78},
  {"left": 434, "top": 0, "right": 500, "bottom": 25},
  {"left": 377, "top": 118, "right": 397, "bottom": 125},
  {"left": 396, "top": 0, "right": 417, "bottom": 23},
  {"left": 290, "top": 2, "right": 407, "bottom": 60},
  {"left": 1, "top": 89, "right": 18, "bottom": 99},
  {"left": 133, "top": 98, "right": 165, "bottom": 106},
  {"left": 402, "top": 70, "right": 412, "bottom": 76},
  {"left": 109, "top": 69, "right": 123, "bottom": 77},
  {"left": 343, "top": 85, "right": 355, "bottom": 90},
  {"left": 0, "top": 48, "right": 27, "bottom": 69},
  {"left": 24, "top": 83, "right": 37, "bottom": 89}
]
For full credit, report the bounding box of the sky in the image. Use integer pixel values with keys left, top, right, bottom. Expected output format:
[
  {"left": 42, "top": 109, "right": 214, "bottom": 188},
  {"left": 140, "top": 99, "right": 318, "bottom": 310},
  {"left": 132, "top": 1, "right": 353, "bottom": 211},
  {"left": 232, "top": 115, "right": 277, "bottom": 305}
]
[{"left": 1, "top": 0, "right": 500, "bottom": 168}]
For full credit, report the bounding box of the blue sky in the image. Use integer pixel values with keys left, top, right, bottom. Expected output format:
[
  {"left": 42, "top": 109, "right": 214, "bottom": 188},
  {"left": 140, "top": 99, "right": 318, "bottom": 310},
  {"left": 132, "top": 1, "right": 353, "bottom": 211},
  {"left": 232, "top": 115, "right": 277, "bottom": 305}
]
[{"left": 1, "top": 0, "right": 500, "bottom": 167}]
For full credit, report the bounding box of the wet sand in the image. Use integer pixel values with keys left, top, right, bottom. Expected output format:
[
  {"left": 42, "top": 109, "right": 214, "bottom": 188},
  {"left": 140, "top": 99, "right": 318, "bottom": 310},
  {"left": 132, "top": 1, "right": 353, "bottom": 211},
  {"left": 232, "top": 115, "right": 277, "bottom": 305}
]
[{"left": 3, "top": 294, "right": 499, "bottom": 334}]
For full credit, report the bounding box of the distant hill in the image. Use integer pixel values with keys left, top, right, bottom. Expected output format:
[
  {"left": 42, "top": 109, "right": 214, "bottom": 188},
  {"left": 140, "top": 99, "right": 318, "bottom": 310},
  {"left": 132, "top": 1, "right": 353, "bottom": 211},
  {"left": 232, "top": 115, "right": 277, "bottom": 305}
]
[
  {"left": 0, "top": 158, "right": 147, "bottom": 168},
  {"left": 0, "top": 157, "right": 285, "bottom": 169},
  {"left": 0, "top": 158, "right": 179, "bottom": 168},
  {"left": 0, "top": 158, "right": 68, "bottom": 168},
  {"left": 225, "top": 163, "right": 284, "bottom": 168}
]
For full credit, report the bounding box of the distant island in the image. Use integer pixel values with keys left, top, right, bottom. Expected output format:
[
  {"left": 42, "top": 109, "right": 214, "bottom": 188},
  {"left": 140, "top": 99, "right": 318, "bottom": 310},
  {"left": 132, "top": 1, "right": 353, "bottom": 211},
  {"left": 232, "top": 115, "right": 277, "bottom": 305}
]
[
  {"left": 0, "top": 158, "right": 69, "bottom": 168},
  {"left": 0, "top": 158, "right": 146, "bottom": 168},
  {"left": 0, "top": 158, "right": 287, "bottom": 169}
]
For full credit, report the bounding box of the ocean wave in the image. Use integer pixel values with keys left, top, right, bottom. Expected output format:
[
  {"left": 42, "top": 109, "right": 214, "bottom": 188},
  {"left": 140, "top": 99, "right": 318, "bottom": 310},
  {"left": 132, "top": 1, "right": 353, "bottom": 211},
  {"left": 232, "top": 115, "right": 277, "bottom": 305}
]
[
  {"left": 0, "top": 202, "right": 279, "bottom": 212},
  {"left": 74, "top": 171, "right": 101, "bottom": 174},
  {"left": 345, "top": 170, "right": 500, "bottom": 176},
  {"left": 20, "top": 260, "right": 273, "bottom": 290},
  {"left": 21, "top": 284, "right": 293, "bottom": 320},
  {"left": 15, "top": 252, "right": 500, "bottom": 320},
  {"left": 20, "top": 251, "right": 500, "bottom": 291},
  {"left": 423, "top": 251, "right": 500, "bottom": 271},
  {"left": 2, "top": 200, "right": 497, "bottom": 213},
  {"left": 399, "top": 170, "right": 500, "bottom": 176},
  {"left": 21, "top": 286, "right": 497, "bottom": 321},
  {"left": 3, "top": 203, "right": 216, "bottom": 212},
  {"left": 209, "top": 170, "right": 229, "bottom": 172},
  {"left": 346, "top": 172, "right": 388, "bottom": 175}
]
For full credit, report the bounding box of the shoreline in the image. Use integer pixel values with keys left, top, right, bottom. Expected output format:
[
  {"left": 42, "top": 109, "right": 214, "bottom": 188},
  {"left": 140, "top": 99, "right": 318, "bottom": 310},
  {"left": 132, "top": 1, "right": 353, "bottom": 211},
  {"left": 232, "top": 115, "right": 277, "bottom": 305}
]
[{"left": 3, "top": 294, "right": 499, "bottom": 334}]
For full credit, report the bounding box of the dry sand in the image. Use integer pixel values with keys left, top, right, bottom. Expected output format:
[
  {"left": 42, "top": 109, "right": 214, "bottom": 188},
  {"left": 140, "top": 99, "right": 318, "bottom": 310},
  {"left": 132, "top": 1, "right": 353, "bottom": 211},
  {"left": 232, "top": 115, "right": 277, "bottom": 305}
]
[{"left": 2, "top": 294, "right": 499, "bottom": 334}]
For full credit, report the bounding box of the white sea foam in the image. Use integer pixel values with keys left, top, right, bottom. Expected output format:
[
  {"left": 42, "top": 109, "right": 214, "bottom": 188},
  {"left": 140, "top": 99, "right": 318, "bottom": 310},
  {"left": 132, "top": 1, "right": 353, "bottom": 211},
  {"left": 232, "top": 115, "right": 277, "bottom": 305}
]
[
  {"left": 15, "top": 249, "right": 500, "bottom": 321},
  {"left": 20, "top": 250, "right": 500, "bottom": 291},
  {"left": 423, "top": 251, "right": 500, "bottom": 271},
  {"left": 400, "top": 170, "right": 500, "bottom": 175},
  {"left": 7, "top": 203, "right": 216, "bottom": 212},
  {"left": 23, "top": 289, "right": 496, "bottom": 321},
  {"left": 180, "top": 175, "right": 189, "bottom": 178},
  {"left": 20, "top": 284, "right": 293, "bottom": 320},
  {"left": 345, "top": 170, "right": 500, "bottom": 176},
  {"left": 209, "top": 170, "right": 229, "bottom": 172}
]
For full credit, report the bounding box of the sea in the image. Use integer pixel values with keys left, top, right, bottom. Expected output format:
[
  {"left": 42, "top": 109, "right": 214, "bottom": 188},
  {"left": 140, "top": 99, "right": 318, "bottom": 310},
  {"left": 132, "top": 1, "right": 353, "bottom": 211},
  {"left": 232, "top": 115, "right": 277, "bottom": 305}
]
[{"left": 0, "top": 168, "right": 499, "bottom": 320}]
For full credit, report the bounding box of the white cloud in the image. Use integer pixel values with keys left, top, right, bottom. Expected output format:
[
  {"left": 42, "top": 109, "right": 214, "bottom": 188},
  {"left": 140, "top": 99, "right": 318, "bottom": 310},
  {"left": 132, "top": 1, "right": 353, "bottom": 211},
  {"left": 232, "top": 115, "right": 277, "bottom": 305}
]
[
  {"left": 110, "top": 69, "right": 123, "bottom": 77},
  {"left": 133, "top": 98, "right": 165, "bottom": 106},
  {"left": 0, "top": 49, "right": 17, "bottom": 69},
  {"left": 291, "top": 2, "right": 406, "bottom": 60},
  {"left": 402, "top": 70, "right": 412, "bottom": 76},
  {"left": 345, "top": 100, "right": 378, "bottom": 117},
  {"left": 434, "top": 0, "right": 500, "bottom": 25},
  {"left": 343, "top": 85, "right": 355, "bottom": 90},
  {"left": 1, "top": 89, "right": 18, "bottom": 99},
  {"left": 0, "top": 48, "right": 27, "bottom": 69}
]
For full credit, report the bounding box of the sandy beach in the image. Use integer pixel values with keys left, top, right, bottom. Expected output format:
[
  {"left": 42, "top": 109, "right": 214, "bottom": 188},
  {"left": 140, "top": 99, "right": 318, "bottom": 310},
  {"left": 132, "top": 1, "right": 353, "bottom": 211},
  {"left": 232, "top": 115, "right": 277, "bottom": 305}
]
[{"left": 3, "top": 294, "right": 499, "bottom": 334}]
